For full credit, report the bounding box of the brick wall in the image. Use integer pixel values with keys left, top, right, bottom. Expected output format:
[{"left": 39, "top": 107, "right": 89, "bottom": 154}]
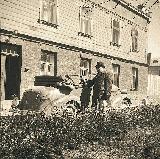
[
  {"left": 1, "top": 34, "right": 148, "bottom": 100},
  {"left": 0, "top": 0, "right": 149, "bottom": 101}
]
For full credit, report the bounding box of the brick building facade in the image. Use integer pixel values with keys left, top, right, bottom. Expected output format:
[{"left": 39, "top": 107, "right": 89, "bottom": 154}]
[{"left": 0, "top": 0, "right": 150, "bottom": 103}]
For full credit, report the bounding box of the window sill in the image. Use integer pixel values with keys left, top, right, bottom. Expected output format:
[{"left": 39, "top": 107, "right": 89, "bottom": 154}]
[
  {"left": 78, "top": 32, "right": 92, "bottom": 39},
  {"left": 110, "top": 42, "right": 121, "bottom": 47},
  {"left": 130, "top": 88, "right": 138, "bottom": 91},
  {"left": 131, "top": 50, "right": 139, "bottom": 53},
  {"left": 38, "top": 19, "right": 58, "bottom": 28}
]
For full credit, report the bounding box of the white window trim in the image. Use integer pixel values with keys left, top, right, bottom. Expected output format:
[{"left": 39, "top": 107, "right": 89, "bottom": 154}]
[
  {"left": 79, "top": 6, "right": 92, "bottom": 36},
  {"left": 39, "top": 0, "right": 58, "bottom": 27},
  {"left": 80, "top": 58, "right": 91, "bottom": 79},
  {"left": 40, "top": 51, "right": 56, "bottom": 76},
  {"left": 111, "top": 18, "right": 121, "bottom": 47}
]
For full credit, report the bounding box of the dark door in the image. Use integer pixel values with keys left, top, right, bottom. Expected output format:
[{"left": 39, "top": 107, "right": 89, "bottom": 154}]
[
  {"left": 1, "top": 43, "right": 21, "bottom": 100},
  {"left": 5, "top": 55, "right": 21, "bottom": 99}
]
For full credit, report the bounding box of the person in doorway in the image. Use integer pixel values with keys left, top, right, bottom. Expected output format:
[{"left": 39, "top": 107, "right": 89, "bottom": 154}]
[{"left": 87, "top": 62, "right": 113, "bottom": 112}]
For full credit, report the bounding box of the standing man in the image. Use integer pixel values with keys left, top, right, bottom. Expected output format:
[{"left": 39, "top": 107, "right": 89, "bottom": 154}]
[{"left": 87, "top": 62, "right": 112, "bottom": 112}]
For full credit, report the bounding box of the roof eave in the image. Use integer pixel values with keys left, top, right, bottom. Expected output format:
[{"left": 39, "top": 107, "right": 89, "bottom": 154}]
[{"left": 112, "top": 0, "right": 150, "bottom": 23}]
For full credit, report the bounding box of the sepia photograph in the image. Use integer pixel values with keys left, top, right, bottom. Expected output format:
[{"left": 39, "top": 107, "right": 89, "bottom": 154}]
[{"left": 0, "top": 0, "right": 160, "bottom": 158}]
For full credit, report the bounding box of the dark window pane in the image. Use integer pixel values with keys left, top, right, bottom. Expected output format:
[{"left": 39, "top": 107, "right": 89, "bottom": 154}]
[
  {"left": 113, "top": 20, "right": 119, "bottom": 28},
  {"left": 48, "top": 64, "right": 51, "bottom": 72},
  {"left": 41, "top": 53, "right": 47, "bottom": 62},
  {"left": 41, "top": 63, "right": 45, "bottom": 72},
  {"left": 132, "top": 68, "right": 138, "bottom": 90},
  {"left": 113, "top": 28, "right": 119, "bottom": 44},
  {"left": 131, "top": 29, "right": 138, "bottom": 52},
  {"left": 112, "top": 64, "right": 120, "bottom": 87}
]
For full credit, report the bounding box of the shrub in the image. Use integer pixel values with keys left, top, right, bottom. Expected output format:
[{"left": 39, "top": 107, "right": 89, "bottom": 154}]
[{"left": 1, "top": 104, "right": 160, "bottom": 159}]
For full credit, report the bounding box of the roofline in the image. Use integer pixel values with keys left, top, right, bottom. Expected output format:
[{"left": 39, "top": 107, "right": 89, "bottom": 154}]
[
  {"left": 0, "top": 28, "right": 149, "bottom": 67},
  {"left": 83, "top": 0, "right": 150, "bottom": 23},
  {"left": 112, "top": 0, "right": 150, "bottom": 22}
]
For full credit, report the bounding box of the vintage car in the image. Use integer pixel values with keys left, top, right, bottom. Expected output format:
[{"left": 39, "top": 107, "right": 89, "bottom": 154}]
[
  {"left": 7, "top": 75, "right": 133, "bottom": 117},
  {"left": 17, "top": 75, "right": 81, "bottom": 117}
]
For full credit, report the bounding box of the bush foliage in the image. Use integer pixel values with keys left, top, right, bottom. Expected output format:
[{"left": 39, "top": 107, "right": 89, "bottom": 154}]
[{"left": 1, "top": 104, "right": 160, "bottom": 159}]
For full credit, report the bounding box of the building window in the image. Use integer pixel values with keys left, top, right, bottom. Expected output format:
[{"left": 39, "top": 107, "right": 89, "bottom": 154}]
[
  {"left": 132, "top": 67, "right": 138, "bottom": 90},
  {"left": 112, "top": 64, "right": 120, "bottom": 87},
  {"left": 131, "top": 29, "right": 138, "bottom": 52},
  {"left": 80, "top": 58, "right": 91, "bottom": 79},
  {"left": 40, "top": 50, "right": 57, "bottom": 76},
  {"left": 112, "top": 19, "right": 120, "bottom": 46},
  {"left": 78, "top": 7, "right": 92, "bottom": 38},
  {"left": 39, "top": 0, "right": 57, "bottom": 28}
]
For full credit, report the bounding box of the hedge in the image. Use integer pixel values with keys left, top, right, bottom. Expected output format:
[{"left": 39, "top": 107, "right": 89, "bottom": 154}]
[{"left": 1, "top": 104, "right": 160, "bottom": 159}]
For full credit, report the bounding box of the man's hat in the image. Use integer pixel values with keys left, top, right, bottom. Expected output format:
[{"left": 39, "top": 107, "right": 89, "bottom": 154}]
[{"left": 95, "top": 62, "right": 105, "bottom": 68}]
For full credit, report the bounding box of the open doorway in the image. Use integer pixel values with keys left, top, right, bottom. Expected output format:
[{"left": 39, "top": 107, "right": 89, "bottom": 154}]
[
  {"left": 5, "top": 55, "right": 21, "bottom": 99},
  {"left": 1, "top": 43, "right": 22, "bottom": 100}
]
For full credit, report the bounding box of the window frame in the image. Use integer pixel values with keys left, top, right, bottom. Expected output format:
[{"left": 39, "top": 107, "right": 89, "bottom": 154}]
[
  {"left": 132, "top": 67, "right": 138, "bottom": 91},
  {"left": 78, "top": 6, "right": 92, "bottom": 38},
  {"left": 131, "top": 29, "right": 138, "bottom": 52},
  {"left": 112, "top": 19, "right": 120, "bottom": 46},
  {"left": 39, "top": 0, "right": 58, "bottom": 28},
  {"left": 40, "top": 50, "right": 57, "bottom": 76},
  {"left": 112, "top": 64, "right": 120, "bottom": 87},
  {"left": 80, "top": 58, "right": 91, "bottom": 79}
]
